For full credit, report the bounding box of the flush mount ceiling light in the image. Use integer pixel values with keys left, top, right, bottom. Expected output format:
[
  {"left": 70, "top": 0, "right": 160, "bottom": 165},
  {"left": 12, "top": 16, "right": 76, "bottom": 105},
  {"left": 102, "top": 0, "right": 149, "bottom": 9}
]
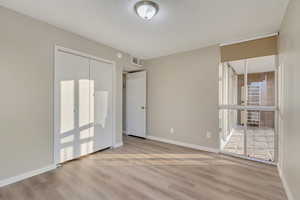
[{"left": 134, "top": 1, "right": 159, "bottom": 20}]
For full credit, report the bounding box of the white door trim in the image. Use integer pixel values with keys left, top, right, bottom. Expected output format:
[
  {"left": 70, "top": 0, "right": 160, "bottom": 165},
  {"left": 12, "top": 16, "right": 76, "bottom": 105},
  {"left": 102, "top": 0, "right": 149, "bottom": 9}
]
[{"left": 54, "top": 45, "right": 117, "bottom": 165}]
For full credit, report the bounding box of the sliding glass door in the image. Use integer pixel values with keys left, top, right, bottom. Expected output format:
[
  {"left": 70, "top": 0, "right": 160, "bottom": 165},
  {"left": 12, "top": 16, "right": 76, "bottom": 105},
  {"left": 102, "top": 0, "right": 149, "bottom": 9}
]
[{"left": 219, "top": 55, "right": 277, "bottom": 163}]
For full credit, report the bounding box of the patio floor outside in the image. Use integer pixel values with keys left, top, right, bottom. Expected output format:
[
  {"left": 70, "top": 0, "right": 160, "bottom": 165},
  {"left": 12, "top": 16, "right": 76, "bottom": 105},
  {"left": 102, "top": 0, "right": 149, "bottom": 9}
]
[{"left": 222, "top": 126, "right": 275, "bottom": 162}]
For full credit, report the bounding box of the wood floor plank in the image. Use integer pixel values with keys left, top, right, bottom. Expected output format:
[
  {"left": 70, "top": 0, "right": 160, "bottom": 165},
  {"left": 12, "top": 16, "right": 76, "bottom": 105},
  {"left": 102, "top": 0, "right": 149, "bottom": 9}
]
[{"left": 0, "top": 135, "right": 287, "bottom": 200}]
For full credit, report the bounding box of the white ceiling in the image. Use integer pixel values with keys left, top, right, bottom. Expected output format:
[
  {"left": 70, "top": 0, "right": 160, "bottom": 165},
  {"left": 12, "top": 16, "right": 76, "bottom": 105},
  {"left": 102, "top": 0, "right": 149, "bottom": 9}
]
[
  {"left": 0, "top": 0, "right": 289, "bottom": 59},
  {"left": 229, "top": 55, "right": 276, "bottom": 74}
]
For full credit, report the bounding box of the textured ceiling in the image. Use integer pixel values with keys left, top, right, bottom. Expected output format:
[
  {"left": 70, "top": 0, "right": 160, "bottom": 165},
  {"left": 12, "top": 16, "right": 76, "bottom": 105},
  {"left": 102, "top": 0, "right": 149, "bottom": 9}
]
[{"left": 0, "top": 0, "right": 290, "bottom": 59}]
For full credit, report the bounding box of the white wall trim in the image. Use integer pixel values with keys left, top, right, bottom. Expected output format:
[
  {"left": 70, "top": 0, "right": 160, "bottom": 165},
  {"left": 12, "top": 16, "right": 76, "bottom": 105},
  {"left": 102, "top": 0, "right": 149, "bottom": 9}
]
[
  {"left": 147, "top": 135, "right": 219, "bottom": 153},
  {"left": 113, "top": 142, "right": 123, "bottom": 148},
  {"left": 278, "top": 165, "right": 295, "bottom": 200},
  {"left": 0, "top": 164, "right": 57, "bottom": 188}
]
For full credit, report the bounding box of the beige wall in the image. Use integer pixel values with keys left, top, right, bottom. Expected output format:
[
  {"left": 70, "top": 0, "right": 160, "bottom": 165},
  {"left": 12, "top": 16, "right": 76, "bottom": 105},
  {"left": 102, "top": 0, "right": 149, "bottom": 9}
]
[
  {"left": 145, "top": 46, "right": 220, "bottom": 149},
  {"left": 0, "top": 6, "right": 130, "bottom": 180},
  {"left": 278, "top": 0, "right": 300, "bottom": 199}
]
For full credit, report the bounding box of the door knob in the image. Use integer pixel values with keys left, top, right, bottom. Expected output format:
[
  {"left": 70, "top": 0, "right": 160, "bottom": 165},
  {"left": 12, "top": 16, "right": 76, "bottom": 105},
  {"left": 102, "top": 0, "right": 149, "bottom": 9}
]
[{"left": 141, "top": 106, "right": 145, "bottom": 110}]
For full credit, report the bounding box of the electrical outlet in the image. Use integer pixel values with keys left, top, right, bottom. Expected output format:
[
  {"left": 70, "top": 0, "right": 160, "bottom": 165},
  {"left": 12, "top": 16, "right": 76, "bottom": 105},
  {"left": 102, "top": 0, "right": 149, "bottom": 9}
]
[
  {"left": 206, "top": 131, "right": 212, "bottom": 139},
  {"left": 170, "top": 128, "right": 174, "bottom": 134}
]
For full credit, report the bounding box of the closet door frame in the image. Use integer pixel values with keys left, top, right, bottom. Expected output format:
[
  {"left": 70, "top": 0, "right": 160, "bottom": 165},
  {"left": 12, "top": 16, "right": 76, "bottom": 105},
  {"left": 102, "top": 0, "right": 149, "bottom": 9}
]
[{"left": 54, "top": 45, "right": 117, "bottom": 165}]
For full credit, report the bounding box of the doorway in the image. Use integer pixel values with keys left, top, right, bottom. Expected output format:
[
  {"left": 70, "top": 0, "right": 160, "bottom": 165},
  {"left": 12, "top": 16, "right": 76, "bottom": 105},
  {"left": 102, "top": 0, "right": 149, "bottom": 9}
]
[{"left": 123, "top": 71, "right": 147, "bottom": 138}]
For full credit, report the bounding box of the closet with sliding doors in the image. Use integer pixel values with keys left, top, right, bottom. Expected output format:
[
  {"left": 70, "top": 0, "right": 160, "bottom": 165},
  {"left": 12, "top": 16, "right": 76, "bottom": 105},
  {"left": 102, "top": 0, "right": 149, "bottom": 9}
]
[{"left": 54, "top": 46, "right": 115, "bottom": 164}]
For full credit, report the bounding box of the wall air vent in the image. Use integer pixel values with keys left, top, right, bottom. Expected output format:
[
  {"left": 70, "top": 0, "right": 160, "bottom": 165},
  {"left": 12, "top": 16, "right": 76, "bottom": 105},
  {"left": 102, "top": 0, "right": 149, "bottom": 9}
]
[{"left": 131, "top": 57, "right": 143, "bottom": 67}]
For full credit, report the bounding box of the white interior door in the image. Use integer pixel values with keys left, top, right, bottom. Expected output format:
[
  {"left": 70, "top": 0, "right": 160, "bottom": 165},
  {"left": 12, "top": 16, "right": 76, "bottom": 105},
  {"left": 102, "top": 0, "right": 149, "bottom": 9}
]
[
  {"left": 126, "top": 71, "right": 147, "bottom": 138},
  {"left": 90, "top": 60, "right": 113, "bottom": 150},
  {"left": 55, "top": 50, "right": 90, "bottom": 163}
]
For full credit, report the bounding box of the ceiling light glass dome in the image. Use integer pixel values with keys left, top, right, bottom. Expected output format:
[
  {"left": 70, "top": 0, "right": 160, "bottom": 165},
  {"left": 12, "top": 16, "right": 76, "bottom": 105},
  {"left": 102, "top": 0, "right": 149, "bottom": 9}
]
[{"left": 134, "top": 1, "right": 159, "bottom": 20}]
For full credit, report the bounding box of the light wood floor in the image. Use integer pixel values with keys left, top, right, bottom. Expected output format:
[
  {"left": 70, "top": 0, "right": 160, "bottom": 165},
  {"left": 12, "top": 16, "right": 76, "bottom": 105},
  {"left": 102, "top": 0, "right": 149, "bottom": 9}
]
[{"left": 0, "top": 135, "right": 287, "bottom": 200}]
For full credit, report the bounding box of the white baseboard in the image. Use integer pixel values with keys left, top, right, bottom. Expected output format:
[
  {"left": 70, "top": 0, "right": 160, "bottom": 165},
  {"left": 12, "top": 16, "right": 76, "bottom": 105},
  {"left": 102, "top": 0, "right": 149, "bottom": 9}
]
[
  {"left": 147, "top": 135, "right": 219, "bottom": 154},
  {"left": 113, "top": 142, "right": 123, "bottom": 148},
  {"left": 278, "top": 165, "right": 295, "bottom": 200},
  {"left": 0, "top": 164, "right": 57, "bottom": 188}
]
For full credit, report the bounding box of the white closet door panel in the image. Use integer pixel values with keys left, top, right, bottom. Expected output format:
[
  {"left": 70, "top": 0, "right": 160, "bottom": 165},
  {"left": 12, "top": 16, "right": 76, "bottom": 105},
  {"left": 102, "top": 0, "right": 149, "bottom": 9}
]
[
  {"left": 55, "top": 51, "right": 90, "bottom": 163},
  {"left": 90, "top": 60, "right": 113, "bottom": 151}
]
